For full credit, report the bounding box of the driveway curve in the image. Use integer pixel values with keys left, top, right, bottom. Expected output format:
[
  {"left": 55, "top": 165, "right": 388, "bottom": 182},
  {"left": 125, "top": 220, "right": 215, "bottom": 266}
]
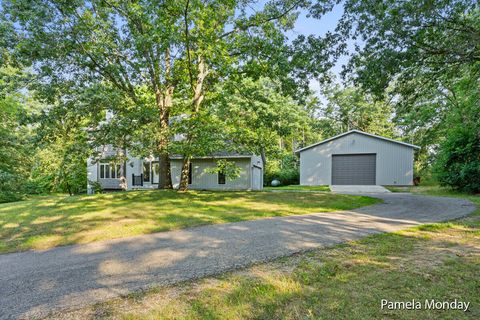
[{"left": 0, "top": 193, "right": 475, "bottom": 319}]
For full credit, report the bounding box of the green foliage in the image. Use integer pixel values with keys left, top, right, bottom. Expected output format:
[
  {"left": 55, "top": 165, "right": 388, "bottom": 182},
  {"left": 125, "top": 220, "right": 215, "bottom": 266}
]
[
  {"left": 88, "top": 180, "right": 104, "bottom": 194},
  {"left": 265, "top": 154, "right": 299, "bottom": 186},
  {"left": 434, "top": 126, "right": 480, "bottom": 193},
  {"left": 265, "top": 168, "right": 299, "bottom": 187},
  {"left": 204, "top": 159, "right": 241, "bottom": 180},
  {"left": 329, "top": 0, "right": 480, "bottom": 177},
  {"left": 214, "top": 77, "right": 308, "bottom": 162},
  {"left": 4, "top": 0, "right": 327, "bottom": 190},
  {"left": 320, "top": 84, "right": 395, "bottom": 137},
  {"left": 0, "top": 66, "right": 33, "bottom": 202},
  {"left": 0, "top": 171, "right": 24, "bottom": 203},
  {"left": 334, "top": 0, "right": 478, "bottom": 97}
]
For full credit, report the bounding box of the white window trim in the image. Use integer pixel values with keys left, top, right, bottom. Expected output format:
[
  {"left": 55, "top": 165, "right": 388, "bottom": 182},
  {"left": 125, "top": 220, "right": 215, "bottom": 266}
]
[{"left": 99, "top": 163, "right": 122, "bottom": 179}]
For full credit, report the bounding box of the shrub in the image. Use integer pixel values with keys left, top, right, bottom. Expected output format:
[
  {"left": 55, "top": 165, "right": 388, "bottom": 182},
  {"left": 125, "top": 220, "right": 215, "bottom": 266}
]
[
  {"left": 0, "top": 171, "right": 24, "bottom": 203},
  {"left": 265, "top": 167, "right": 299, "bottom": 186},
  {"left": 433, "top": 126, "right": 480, "bottom": 193},
  {"left": 88, "top": 180, "right": 103, "bottom": 194},
  {"left": 264, "top": 154, "right": 300, "bottom": 186}
]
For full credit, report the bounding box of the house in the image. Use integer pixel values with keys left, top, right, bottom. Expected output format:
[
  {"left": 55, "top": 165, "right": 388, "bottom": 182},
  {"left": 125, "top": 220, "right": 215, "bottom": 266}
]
[
  {"left": 296, "top": 130, "right": 420, "bottom": 186},
  {"left": 87, "top": 147, "right": 264, "bottom": 192}
]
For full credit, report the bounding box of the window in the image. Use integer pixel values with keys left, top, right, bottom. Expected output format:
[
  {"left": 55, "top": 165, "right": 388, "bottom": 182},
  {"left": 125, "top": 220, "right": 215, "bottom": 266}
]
[
  {"left": 152, "top": 162, "right": 159, "bottom": 184},
  {"left": 99, "top": 163, "right": 122, "bottom": 179},
  {"left": 188, "top": 162, "right": 192, "bottom": 184},
  {"left": 143, "top": 161, "right": 151, "bottom": 182},
  {"left": 218, "top": 171, "right": 226, "bottom": 185}
]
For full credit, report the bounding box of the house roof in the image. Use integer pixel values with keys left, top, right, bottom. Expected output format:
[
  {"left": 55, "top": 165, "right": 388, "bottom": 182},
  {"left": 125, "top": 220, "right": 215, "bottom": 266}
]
[
  {"left": 295, "top": 130, "right": 421, "bottom": 153},
  {"left": 170, "top": 151, "right": 255, "bottom": 160}
]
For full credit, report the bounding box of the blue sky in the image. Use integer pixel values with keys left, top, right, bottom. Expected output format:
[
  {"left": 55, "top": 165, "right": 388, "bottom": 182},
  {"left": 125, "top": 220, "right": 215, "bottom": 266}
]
[{"left": 287, "top": 4, "right": 350, "bottom": 96}]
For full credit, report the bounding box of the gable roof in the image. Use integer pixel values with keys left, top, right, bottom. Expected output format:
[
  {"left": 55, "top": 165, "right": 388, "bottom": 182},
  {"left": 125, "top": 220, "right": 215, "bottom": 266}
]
[{"left": 295, "top": 130, "right": 421, "bottom": 153}]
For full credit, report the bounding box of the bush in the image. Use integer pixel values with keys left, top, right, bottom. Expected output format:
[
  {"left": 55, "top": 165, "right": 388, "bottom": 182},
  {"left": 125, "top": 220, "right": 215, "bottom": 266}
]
[
  {"left": 265, "top": 167, "right": 299, "bottom": 186},
  {"left": 264, "top": 154, "right": 300, "bottom": 186},
  {"left": 0, "top": 171, "right": 24, "bottom": 203},
  {"left": 88, "top": 180, "right": 103, "bottom": 194},
  {"left": 433, "top": 127, "right": 480, "bottom": 193}
]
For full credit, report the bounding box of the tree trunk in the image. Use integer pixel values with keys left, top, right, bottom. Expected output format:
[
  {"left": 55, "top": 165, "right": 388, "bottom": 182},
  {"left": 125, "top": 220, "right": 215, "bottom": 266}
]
[
  {"left": 156, "top": 103, "right": 173, "bottom": 189},
  {"left": 178, "top": 57, "right": 208, "bottom": 190},
  {"left": 156, "top": 48, "right": 174, "bottom": 189},
  {"left": 260, "top": 147, "right": 267, "bottom": 170},
  {"left": 158, "top": 152, "right": 172, "bottom": 189},
  {"left": 178, "top": 157, "right": 191, "bottom": 191}
]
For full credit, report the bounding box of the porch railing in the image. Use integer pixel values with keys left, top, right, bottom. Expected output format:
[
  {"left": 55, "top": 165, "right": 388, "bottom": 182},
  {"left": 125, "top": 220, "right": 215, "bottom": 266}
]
[{"left": 132, "top": 174, "right": 143, "bottom": 186}]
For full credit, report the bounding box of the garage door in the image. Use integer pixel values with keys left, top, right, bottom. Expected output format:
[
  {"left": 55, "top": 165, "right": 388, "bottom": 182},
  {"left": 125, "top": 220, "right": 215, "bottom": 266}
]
[{"left": 331, "top": 154, "right": 376, "bottom": 185}]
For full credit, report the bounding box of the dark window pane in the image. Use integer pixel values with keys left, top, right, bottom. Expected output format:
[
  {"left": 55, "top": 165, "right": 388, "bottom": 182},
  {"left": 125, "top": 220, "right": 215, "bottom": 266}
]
[
  {"left": 218, "top": 171, "right": 226, "bottom": 185},
  {"left": 117, "top": 165, "right": 121, "bottom": 178},
  {"left": 143, "top": 162, "right": 150, "bottom": 182},
  {"left": 100, "top": 165, "right": 105, "bottom": 179},
  {"left": 188, "top": 162, "right": 192, "bottom": 184},
  {"left": 105, "top": 165, "right": 110, "bottom": 178}
]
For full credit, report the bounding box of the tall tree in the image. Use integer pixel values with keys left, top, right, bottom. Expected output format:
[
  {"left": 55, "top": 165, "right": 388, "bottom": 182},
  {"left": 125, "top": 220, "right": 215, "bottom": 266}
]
[
  {"left": 214, "top": 77, "right": 308, "bottom": 169},
  {"left": 316, "top": 0, "right": 480, "bottom": 173},
  {"left": 320, "top": 84, "right": 395, "bottom": 138},
  {"left": 4, "top": 0, "right": 326, "bottom": 191}
]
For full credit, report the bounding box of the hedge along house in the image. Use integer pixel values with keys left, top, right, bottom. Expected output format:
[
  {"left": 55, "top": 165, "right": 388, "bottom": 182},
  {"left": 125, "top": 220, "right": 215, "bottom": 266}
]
[
  {"left": 87, "top": 148, "right": 264, "bottom": 192},
  {"left": 296, "top": 130, "right": 420, "bottom": 186}
]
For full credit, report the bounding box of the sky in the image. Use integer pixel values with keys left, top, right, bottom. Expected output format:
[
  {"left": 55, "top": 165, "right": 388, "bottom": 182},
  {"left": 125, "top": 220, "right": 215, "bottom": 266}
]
[{"left": 287, "top": 4, "right": 352, "bottom": 98}]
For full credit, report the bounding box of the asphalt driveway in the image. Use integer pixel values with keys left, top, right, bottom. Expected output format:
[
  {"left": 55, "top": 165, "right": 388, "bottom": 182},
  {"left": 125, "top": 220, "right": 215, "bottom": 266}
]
[{"left": 0, "top": 193, "right": 475, "bottom": 319}]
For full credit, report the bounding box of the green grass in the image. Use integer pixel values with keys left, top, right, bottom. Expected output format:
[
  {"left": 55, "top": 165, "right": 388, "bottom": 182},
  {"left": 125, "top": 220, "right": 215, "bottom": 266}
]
[
  {"left": 0, "top": 190, "right": 378, "bottom": 254},
  {"left": 50, "top": 187, "right": 480, "bottom": 320},
  {"left": 264, "top": 185, "right": 330, "bottom": 192}
]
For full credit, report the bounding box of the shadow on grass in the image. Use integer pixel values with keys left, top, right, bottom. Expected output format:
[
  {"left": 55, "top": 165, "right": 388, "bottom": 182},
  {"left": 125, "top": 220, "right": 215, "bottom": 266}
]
[
  {"left": 0, "top": 190, "right": 379, "bottom": 254},
  {"left": 0, "top": 191, "right": 476, "bottom": 319},
  {"left": 107, "top": 221, "right": 479, "bottom": 320}
]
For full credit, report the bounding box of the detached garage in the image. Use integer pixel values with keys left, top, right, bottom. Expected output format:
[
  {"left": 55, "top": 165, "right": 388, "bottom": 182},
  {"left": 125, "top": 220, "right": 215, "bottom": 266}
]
[{"left": 296, "top": 130, "right": 420, "bottom": 186}]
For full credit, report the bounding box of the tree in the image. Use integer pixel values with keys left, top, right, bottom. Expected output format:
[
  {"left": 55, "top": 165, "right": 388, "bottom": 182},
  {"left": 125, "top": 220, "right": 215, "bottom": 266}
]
[
  {"left": 5, "top": 0, "right": 326, "bottom": 191},
  {"left": 320, "top": 0, "right": 480, "bottom": 175},
  {"left": 432, "top": 70, "right": 480, "bottom": 193},
  {"left": 320, "top": 84, "right": 395, "bottom": 137},
  {"left": 0, "top": 60, "right": 34, "bottom": 202},
  {"left": 31, "top": 100, "right": 90, "bottom": 195},
  {"left": 214, "top": 77, "right": 308, "bottom": 170},
  {"left": 434, "top": 126, "right": 480, "bottom": 193},
  {"left": 328, "top": 0, "right": 479, "bottom": 96}
]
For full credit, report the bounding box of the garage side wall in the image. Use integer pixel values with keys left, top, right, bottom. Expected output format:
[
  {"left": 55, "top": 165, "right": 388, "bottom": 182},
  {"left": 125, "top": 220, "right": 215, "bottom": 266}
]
[
  {"left": 170, "top": 158, "right": 252, "bottom": 190},
  {"left": 300, "top": 133, "right": 414, "bottom": 185}
]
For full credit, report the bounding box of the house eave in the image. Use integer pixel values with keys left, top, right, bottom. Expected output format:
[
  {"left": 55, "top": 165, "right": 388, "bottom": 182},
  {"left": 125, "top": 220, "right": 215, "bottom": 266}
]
[{"left": 295, "top": 130, "right": 421, "bottom": 154}]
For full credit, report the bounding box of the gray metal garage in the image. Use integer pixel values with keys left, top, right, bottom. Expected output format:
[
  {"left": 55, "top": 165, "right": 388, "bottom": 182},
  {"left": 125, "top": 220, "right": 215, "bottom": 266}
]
[{"left": 296, "top": 130, "right": 420, "bottom": 186}]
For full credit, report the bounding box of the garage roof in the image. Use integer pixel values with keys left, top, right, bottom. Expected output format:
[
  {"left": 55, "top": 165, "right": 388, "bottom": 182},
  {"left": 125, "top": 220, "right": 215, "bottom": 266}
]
[{"left": 295, "top": 130, "right": 421, "bottom": 153}]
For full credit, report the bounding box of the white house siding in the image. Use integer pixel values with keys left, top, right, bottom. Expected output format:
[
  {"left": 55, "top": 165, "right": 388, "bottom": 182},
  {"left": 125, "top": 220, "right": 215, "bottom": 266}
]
[
  {"left": 250, "top": 155, "right": 264, "bottom": 190},
  {"left": 170, "top": 158, "right": 252, "bottom": 190},
  {"left": 87, "top": 145, "right": 127, "bottom": 190},
  {"left": 89, "top": 148, "right": 263, "bottom": 191},
  {"left": 299, "top": 132, "right": 414, "bottom": 186}
]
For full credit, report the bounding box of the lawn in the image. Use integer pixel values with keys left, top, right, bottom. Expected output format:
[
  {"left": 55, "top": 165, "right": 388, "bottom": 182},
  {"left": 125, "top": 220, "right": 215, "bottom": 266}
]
[
  {"left": 48, "top": 187, "right": 480, "bottom": 320},
  {"left": 0, "top": 190, "right": 378, "bottom": 254},
  {"left": 264, "top": 185, "right": 330, "bottom": 192}
]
